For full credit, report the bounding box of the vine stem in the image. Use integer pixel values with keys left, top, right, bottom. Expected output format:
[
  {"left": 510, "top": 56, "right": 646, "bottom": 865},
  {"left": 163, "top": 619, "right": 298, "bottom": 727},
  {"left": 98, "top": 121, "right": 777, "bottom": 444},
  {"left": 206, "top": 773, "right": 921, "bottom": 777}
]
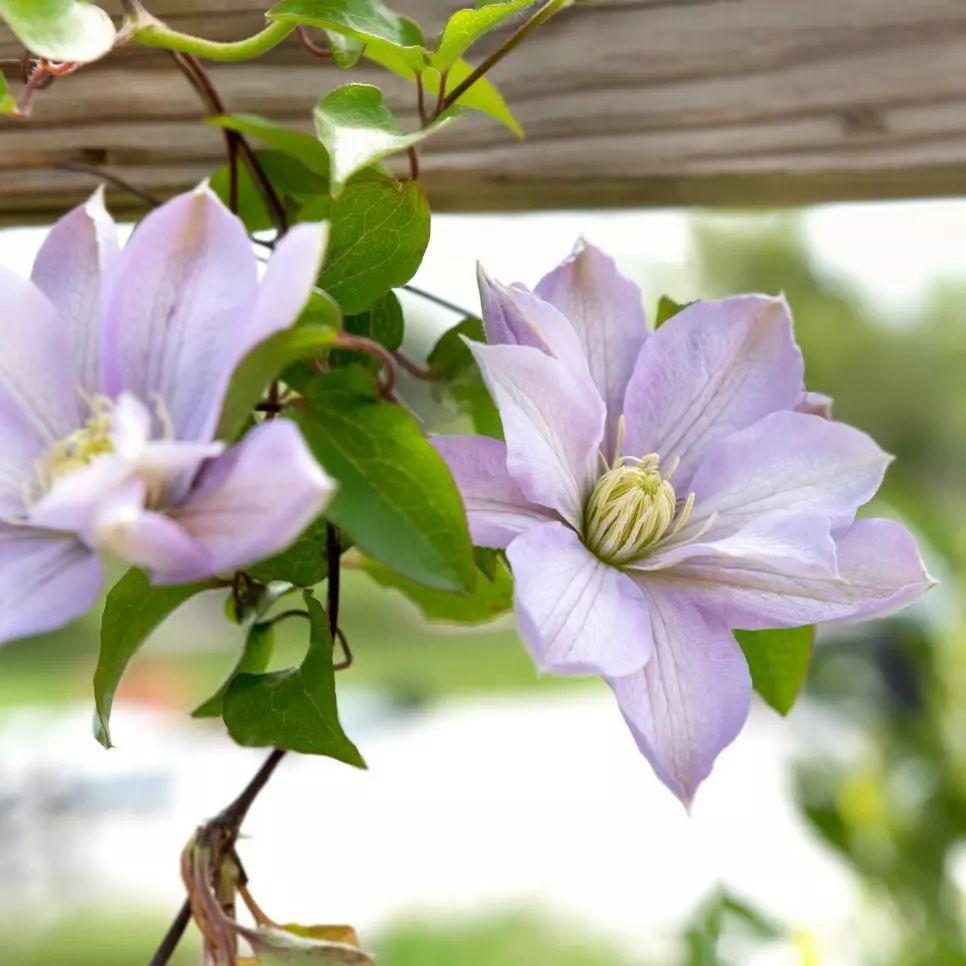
[
  {"left": 148, "top": 748, "right": 288, "bottom": 965},
  {"left": 128, "top": 3, "right": 295, "bottom": 62}
]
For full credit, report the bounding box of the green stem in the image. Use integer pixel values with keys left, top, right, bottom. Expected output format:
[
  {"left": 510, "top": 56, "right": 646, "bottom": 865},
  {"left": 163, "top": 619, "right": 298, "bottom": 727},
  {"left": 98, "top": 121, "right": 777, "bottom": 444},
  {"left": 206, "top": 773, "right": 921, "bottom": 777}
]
[{"left": 133, "top": 17, "right": 294, "bottom": 62}]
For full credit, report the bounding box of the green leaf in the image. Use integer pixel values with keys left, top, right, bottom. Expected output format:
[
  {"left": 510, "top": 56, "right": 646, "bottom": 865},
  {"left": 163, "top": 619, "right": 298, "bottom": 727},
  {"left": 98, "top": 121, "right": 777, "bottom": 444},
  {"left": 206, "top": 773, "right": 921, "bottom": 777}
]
[
  {"left": 0, "top": 74, "right": 15, "bottom": 115},
  {"left": 268, "top": 0, "right": 426, "bottom": 70},
  {"left": 427, "top": 317, "right": 502, "bottom": 438},
  {"left": 210, "top": 114, "right": 331, "bottom": 177},
  {"left": 431, "top": 0, "right": 537, "bottom": 71},
  {"left": 305, "top": 175, "right": 430, "bottom": 314},
  {"left": 295, "top": 367, "right": 475, "bottom": 591},
  {"left": 0, "top": 0, "right": 115, "bottom": 62},
  {"left": 314, "top": 83, "right": 456, "bottom": 196},
  {"left": 325, "top": 30, "right": 365, "bottom": 68},
  {"left": 735, "top": 625, "right": 815, "bottom": 715},
  {"left": 216, "top": 324, "right": 339, "bottom": 442},
  {"left": 654, "top": 295, "right": 692, "bottom": 329},
  {"left": 193, "top": 621, "right": 276, "bottom": 718},
  {"left": 94, "top": 569, "right": 210, "bottom": 747},
  {"left": 223, "top": 593, "right": 365, "bottom": 766},
  {"left": 248, "top": 518, "right": 330, "bottom": 586},
  {"left": 361, "top": 552, "right": 512, "bottom": 623}
]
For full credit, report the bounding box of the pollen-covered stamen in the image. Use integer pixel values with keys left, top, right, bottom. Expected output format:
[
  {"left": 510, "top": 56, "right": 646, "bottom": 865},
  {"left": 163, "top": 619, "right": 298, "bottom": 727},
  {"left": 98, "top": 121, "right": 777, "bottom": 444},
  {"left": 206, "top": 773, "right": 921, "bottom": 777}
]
[
  {"left": 584, "top": 453, "right": 694, "bottom": 564},
  {"left": 34, "top": 395, "right": 115, "bottom": 494}
]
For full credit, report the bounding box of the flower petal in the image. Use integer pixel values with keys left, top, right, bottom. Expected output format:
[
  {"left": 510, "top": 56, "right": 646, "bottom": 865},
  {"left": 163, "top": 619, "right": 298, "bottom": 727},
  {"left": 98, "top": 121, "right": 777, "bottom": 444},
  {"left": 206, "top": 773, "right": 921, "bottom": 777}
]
[
  {"left": 795, "top": 389, "right": 833, "bottom": 419},
  {"left": 245, "top": 222, "right": 328, "bottom": 348},
  {"left": 607, "top": 584, "right": 751, "bottom": 806},
  {"left": 477, "top": 266, "right": 588, "bottom": 376},
  {"left": 506, "top": 521, "right": 652, "bottom": 677},
  {"left": 535, "top": 241, "right": 648, "bottom": 459},
  {"left": 92, "top": 477, "right": 210, "bottom": 576},
  {"left": 655, "top": 517, "right": 934, "bottom": 630},
  {"left": 622, "top": 296, "right": 803, "bottom": 486},
  {"left": 101, "top": 187, "right": 259, "bottom": 442},
  {"left": 469, "top": 342, "right": 605, "bottom": 528},
  {"left": 0, "top": 526, "right": 102, "bottom": 645},
  {"left": 0, "top": 266, "right": 80, "bottom": 445},
  {"left": 431, "top": 435, "right": 556, "bottom": 548},
  {"left": 162, "top": 421, "right": 335, "bottom": 583},
  {"left": 639, "top": 511, "right": 839, "bottom": 578},
  {"left": 680, "top": 410, "right": 890, "bottom": 540},
  {"left": 31, "top": 186, "right": 120, "bottom": 396}
]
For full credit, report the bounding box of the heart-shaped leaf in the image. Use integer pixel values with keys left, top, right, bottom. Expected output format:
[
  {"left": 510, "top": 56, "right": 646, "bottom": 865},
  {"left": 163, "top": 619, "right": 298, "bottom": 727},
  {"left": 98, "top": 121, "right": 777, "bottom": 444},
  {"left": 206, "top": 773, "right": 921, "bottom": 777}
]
[
  {"left": 223, "top": 593, "right": 364, "bottom": 766},
  {"left": 314, "top": 84, "right": 456, "bottom": 196},
  {"left": 0, "top": 0, "right": 116, "bottom": 62},
  {"left": 193, "top": 621, "right": 276, "bottom": 718}
]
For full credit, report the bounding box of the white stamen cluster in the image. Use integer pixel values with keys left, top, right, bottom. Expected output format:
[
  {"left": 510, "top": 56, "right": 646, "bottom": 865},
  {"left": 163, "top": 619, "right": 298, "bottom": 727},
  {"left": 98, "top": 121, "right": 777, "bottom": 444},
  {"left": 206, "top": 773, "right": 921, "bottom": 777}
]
[{"left": 583, "top": 453, "right": 694, "bottom": 565}]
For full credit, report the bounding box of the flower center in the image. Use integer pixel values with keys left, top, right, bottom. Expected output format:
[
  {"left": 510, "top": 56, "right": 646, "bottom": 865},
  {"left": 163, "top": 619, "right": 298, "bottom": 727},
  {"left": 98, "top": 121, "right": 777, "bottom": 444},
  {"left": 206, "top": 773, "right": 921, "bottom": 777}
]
[
  {"left": 36, "top": 397, "right": 115, "bottom": 493},
  {"left": 584, "top": 454, "right": 692, "bottom": 564}
]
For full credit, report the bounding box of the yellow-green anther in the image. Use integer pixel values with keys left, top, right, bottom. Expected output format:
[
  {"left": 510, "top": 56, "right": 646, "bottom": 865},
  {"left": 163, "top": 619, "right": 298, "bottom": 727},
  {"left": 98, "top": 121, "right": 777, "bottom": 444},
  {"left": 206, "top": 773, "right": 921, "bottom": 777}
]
[
  {"left": 584, "top": 454, "right": 680, "bottom": 564},
  {"left": 35, "top": 397, "right": 115, "bottom": 492}
]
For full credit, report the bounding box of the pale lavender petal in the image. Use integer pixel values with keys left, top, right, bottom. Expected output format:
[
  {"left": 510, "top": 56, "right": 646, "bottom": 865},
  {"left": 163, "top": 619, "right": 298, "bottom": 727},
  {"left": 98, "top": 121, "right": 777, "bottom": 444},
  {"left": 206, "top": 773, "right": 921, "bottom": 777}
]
[
  {"left": 679, "top": 410, "right": 890, "bottom": 540},
  {"left": 101, "top": 187, "right": 259, "bottom": 443},
  {"left": 477, "top": 266, "right": 588, "bottom": 376},
  {"left": 469, "top": 342, "right": 605, "bottom": 528},
  {"left": 796, "top": 390, "right": 833, "bottom": 419},
  {"left": 91, "top": 477, "right": 209, "bottom": 576},
  {"left": 431, "top": 435, "right": 555, "bottom": 548},
  {"left": 622, "top": 296, "right": 803, "bottom": 486},
  {"left": 245, "top": 222, "right": 328, "bottom": 349},
  {"left": 506, "top": 521, "right": 652, "bottom": 677},
  {"left": 31, "top": 186, "right": 120, "bottom": 395},
  {"left": 0, "top": 394, "right": 45, "bottom": 515},
  {"left": 639, "top": 511, "right": 838, "bottom": 578},
  {"left": 0, "top": 266, "right": 80, "bottom": 445},
  {"left": 655, "top": 517, "right": 934, "bottom": 630},
  {"left": 162, "top": 421, "right": 335, "bottom": 583},
  {"left": 534, "top": 241, "right": 648, "bottom": 458},
  {"left": 0, "top": 526, "right": 102, "bottom": 645},
  {"left": 607, "top": 584, "right": 751, "bottom": 806}
]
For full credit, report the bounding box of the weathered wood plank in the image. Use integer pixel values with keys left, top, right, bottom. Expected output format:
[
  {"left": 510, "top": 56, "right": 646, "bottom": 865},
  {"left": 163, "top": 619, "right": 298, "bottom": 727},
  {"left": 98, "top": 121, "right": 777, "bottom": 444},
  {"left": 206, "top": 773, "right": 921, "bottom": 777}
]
[{"left": 2, "top": 0, "right": 966, "bottom": 220}]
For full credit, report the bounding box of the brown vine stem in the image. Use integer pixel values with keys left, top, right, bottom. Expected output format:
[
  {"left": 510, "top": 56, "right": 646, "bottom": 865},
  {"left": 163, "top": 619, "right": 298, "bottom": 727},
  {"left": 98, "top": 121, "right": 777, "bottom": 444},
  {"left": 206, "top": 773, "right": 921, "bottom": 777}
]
[
  {"left": 169, "top": 51, "right": 289, "bottom": 234},
  {"left": 148, "top": 748, "right": 287, "bottom": 965},
  {"left": 436, "top": 0, "right": 569, "bottom": 116}
]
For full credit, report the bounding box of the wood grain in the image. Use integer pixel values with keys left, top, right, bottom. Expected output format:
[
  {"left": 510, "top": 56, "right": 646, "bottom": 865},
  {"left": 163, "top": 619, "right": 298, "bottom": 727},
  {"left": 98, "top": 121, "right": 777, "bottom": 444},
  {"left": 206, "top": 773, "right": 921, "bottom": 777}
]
[{"left": 2, "top": 0, "right": 966, "bottom": 221}]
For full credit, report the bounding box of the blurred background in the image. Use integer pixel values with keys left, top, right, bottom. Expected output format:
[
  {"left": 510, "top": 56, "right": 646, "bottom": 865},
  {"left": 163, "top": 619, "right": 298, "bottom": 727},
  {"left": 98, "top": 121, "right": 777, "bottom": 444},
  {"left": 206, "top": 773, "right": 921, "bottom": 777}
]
[{"left": 0, "top": 199, "right": 962, "bottom": 965}]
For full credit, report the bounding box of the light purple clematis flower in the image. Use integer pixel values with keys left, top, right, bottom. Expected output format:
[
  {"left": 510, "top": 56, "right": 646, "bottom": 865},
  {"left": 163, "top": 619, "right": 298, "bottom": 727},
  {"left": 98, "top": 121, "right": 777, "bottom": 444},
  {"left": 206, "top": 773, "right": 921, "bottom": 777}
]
[
  {"left": 433, "top": 241, "right": 935, "bottom": 806},
  {"left": 0, "top": 185, "right": 335, "bottom": 645}
]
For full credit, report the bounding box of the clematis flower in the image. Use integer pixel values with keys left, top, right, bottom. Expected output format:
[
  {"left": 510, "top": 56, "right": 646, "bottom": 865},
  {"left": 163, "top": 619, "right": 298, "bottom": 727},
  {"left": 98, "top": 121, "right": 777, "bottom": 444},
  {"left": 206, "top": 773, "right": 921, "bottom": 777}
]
[
  {"left": 0, "top": 186, "right": 335, "bottom": 645},
  {"left": 433, "top": 241, "right": 934, "bottom": 805}
]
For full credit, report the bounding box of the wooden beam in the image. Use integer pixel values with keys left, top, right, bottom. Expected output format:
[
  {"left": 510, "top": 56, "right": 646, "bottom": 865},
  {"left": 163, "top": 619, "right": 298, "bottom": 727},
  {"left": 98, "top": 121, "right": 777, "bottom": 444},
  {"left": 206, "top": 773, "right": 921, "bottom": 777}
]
[{"left": 2, "top": 0, "right": 966, "bottom": 221}]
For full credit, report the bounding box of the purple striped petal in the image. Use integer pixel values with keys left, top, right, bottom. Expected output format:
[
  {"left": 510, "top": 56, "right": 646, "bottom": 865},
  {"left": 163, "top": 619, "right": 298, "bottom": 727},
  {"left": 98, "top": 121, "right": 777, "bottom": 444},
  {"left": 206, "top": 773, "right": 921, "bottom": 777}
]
[
  {"left": 0, "top": 526, "right": 102, "bottom": 645},
  {"left": 160, "top": 420, "right": 335, "bottom": 583},
  {"left": 0, "top": 266, "right": 80, "bottom": 447},
  {"left": 101, "top": 187, "right": 259, "bottom": 443},
  {"left": 681, "top": 410, "right": 890, "bottom": 540},
  {"left": 31, "top": 186, "right": 120, "bottom": 396},
  {"left": 655, "top": 517, "right": 934, "bottom": 630},
  {"left": 469, "top": 342, "right": 605, "bottom": 528},
  {"left": 477, "top": 266, "right": 587, "bottom": 376},
  {"left": 535, "top": 241, "right": 648, "bottom": 459},
  {"left": 622, "top": 296, "right": 803, "bottom": 486},
  {"left": 607, "top": 584, "right": 750, "bottom": 807},
  {"left": 506, "top": 521, "right": 652, "bottom": 677},
  {"left": 431, "top": 435, "right": 555, "bottom": 548}
]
